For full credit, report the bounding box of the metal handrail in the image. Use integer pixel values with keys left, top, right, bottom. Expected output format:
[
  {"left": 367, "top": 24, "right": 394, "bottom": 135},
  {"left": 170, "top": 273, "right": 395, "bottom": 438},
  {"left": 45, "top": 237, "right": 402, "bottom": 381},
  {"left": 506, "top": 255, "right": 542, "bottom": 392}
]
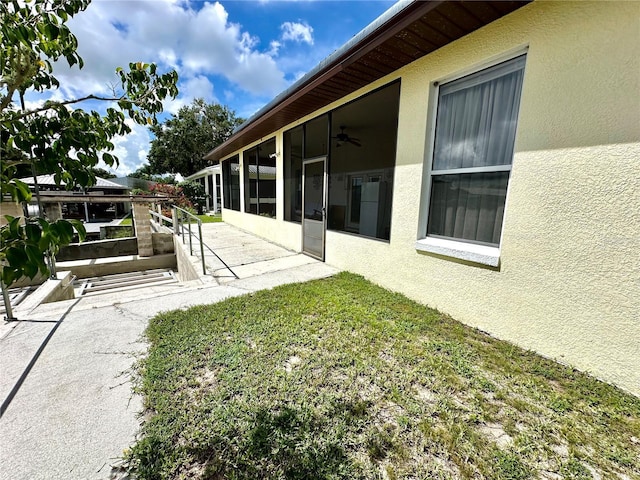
[
  {"left": 169, "top": 206, "right": 238, "bottom": 280},
  {"left": 172, "top": 206, "right": 207, "bottom": 275},
  {"left": 149, "top": 209, "right": 173, "bottom": 228}
]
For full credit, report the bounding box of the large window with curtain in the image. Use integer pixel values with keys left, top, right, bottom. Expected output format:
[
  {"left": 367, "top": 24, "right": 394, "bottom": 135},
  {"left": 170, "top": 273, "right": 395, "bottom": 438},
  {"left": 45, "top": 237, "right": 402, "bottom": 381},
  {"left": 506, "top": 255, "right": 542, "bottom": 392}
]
[
  {"left": 243, "top": 138, "right": 276, "bottom": 218},
  {"left": 222, "top": 155, "right": 240, "bottom": 211},
  {"left": 426, "top": 55, "right": 525, "bottom": 246}
]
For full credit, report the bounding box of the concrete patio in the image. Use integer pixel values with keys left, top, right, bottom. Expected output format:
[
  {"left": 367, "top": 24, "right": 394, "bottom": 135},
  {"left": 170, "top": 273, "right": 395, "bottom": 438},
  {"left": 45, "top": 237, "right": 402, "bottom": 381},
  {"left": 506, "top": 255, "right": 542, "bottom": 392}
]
[{"left": 0, "top": 222, "right": 338, "bottom": 479}]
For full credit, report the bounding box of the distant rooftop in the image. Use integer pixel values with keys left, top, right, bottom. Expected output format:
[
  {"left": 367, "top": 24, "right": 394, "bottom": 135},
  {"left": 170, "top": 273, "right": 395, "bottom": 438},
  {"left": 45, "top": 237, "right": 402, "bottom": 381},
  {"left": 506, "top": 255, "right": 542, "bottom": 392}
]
[{"left": 20, "top": 175, "right": 129, "bottom": 190}]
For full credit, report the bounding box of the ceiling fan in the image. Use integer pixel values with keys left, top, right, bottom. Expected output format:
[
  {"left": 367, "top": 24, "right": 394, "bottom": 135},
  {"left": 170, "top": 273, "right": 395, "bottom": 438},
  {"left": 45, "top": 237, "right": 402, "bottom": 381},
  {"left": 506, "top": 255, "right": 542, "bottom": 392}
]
[{"left": 333, "top": 126, "right": 361, "bottom": 147}]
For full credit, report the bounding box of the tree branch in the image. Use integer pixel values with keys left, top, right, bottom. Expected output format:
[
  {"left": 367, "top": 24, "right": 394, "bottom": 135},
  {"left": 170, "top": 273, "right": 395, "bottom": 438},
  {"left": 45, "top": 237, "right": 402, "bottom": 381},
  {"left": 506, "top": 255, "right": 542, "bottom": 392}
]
[
  {"left": 9, "top": 94, "right": 126, "bottom": 119},
  {"left": 8, "top": 80, "right": 165, "bottom": 120}
]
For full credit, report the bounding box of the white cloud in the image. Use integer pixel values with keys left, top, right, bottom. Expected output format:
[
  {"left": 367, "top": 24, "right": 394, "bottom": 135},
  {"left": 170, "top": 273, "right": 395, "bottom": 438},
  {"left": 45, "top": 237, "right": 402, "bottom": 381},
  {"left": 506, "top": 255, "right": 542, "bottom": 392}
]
[
  {"left": 281, "top": 21, "right": 314, "bottom": 45},
  {"left": 223, "top": 90, "right": 235, "bottom": 102},
  {"left": 158, "top": 48, "right": 179, "bottom": 70},
  {"left": 56, "top": 0, "right": 287, "bottom": 100},
  {"left": 184, "top": 75, "right": 217, "bottom": 102},
  {"left": 268, "top": 40, "right": 281, "bottom": 56},
  {"left": 108, "top": 120, "right": 153, "bottom": 176},
  {"left": 165, "top": 75, "right": 218, "bottom": 114}
]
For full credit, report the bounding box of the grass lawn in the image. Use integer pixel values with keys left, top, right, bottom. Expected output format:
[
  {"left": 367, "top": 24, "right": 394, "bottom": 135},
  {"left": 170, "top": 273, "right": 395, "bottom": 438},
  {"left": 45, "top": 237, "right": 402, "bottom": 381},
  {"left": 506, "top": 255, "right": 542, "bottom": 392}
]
[
  {"left": 197, "top": 213, "right": 222, "bottom": 223},
  {"left": 119, "top": 215, "right": 132, "bottom": 225},
  {"left": 129, "top": 273, "right": 640, "bottom": 480}
]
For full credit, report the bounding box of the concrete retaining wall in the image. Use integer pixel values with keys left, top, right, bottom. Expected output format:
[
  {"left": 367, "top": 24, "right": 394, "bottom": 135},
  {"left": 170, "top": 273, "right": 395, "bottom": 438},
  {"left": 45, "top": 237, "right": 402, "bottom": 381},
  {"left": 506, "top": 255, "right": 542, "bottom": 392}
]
[
  {"left": 57, "top": 234, "right": 173, "bottom": 262},
  {"left": 57, "top": 238, "right": 138, "bottom": 261},
  {"left": 15, "top": 271, "right": 75, "bottom": 316},
  {"left": 57, "top": 254, "right": 176, "bottom": 279},
  {"left": 152, "top": 232, "right": 175, "bottom": 255},
  {"left": 174, "top": 235, "right": 202, "bottom": 283}
]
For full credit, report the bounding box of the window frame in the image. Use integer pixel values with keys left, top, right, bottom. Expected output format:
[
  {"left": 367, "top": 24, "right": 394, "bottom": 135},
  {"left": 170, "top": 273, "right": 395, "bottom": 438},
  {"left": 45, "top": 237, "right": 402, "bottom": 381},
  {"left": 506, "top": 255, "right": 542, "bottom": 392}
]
[
  {"left": 222, "top": 155, "right": 241, "bottom": 212},
  {"left": 243, "top": 138, "right": 277, "bottom": 218},
  {"left": 283, "top": 125, "right": 304, "bottom": 223},
  {"left": 416, "top": 52, "right": 527, "bottom": 267}
]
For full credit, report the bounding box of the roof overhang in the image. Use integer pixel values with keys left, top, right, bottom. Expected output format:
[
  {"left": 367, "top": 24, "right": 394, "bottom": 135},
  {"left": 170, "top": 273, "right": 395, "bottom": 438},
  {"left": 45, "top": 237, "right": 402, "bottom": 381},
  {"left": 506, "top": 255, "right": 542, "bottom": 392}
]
[
  {"left": 185, "top": 164, "right": 221, "bottom": 181},
  {"left": 204, "top": 0, "right": 530, "bottom": 162}
]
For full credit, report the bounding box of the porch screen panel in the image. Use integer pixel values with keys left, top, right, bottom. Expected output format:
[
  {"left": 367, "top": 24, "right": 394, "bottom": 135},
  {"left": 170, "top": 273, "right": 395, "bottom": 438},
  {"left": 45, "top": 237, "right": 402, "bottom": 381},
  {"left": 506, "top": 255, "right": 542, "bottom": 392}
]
[
  {"left": 215, "top": 174, "right": 221, "bottom": 212},
  {"left": 222, "top": 155, "right": 240, "bottom": 211},
  {"left": 327, "top": 81, "right": 400, "bottom": 241},
  {"left": 244, "top": 147, "right": 258, "bottom": 214},
  {"left": 257, "top": 139, "right": 276, "bottom": 218},
  {"left": 207, "top": 174, "right": 214, "bottom": 211},
  {"left": 305, "top": 114, "right": 328, "bottom": 159},
  {"left": 284, "top": 126, "right": 303, "bottom": 223},
  {"left": 243, "top": 139, "right": 276, "bottom": 218}
]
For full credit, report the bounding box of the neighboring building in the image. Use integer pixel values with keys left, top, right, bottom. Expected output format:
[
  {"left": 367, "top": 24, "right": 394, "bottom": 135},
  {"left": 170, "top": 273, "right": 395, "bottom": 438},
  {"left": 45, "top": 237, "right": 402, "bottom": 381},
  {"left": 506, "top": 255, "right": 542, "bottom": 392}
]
[
  {"left": 204, "top": 1, "right": 640, "bottom": 395},
  {"left": 185, "top": 165, "right": 222, "bottom": 213},
  {"left": 109, "top": 176, "right": 157, "bottom": 193},
  {"left": 21, "top": 174, "right": 130, "bottom": 220}
]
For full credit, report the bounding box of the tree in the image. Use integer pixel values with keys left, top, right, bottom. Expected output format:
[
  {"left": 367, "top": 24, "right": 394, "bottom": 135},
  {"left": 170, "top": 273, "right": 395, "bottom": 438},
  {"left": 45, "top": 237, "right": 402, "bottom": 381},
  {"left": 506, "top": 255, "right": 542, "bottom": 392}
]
[
  {"left": 178, "top": 180, "right": 206, "bottom": 214},
  {"left": 130, "top": 164, "right": 176, "bottom": 184},
  {"left": 91, "top": 167, "right": 117, "bottom": 179},
  {"left": 0, "top": 0, "right": 179, "bottom": 286},
  {"left": 148, "top": 183, "right": 192, "bottom": 218},
  {"left": 147, "top": 98, "right": 243, "bottom": 177}
]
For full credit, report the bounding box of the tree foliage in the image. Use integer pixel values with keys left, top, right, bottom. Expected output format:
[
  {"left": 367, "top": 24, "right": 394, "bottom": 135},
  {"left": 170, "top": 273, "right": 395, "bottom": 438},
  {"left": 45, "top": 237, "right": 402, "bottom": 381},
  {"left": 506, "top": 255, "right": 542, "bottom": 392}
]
[
  {"left": 0, "top": 0, "right": 179, "bottom": 286},
  {"left": 178, "top": 180, "right": 206, "bottom": 213},
  {"left": 130, "top": 164, "right": 176, "bottom": 184},
  {"left": 147, "top": 98, "right": 243, "bottom": 177},
  {"left": 91, "top": 167, "right": 117, "bottom": 179},
  {"left": 149, "top": 183, "right": 192, "bottom": 218}
]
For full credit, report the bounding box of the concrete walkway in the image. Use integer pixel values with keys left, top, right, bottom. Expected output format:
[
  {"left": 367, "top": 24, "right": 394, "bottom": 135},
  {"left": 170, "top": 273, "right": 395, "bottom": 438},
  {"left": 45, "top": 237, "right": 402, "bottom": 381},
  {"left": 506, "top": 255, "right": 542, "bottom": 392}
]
[
  {"left": 0, "top": 222, "right": 338, "bottom": 480},
  {"left": 185, "top": 222, "right": 323, "bottom": 285}
]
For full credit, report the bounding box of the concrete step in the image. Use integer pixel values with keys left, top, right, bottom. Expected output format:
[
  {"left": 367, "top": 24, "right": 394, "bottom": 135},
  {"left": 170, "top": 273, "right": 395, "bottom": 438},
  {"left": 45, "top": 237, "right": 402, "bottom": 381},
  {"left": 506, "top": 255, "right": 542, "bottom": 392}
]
[{"left": 74, "top": 269, "right": 178, "bottom": 297}]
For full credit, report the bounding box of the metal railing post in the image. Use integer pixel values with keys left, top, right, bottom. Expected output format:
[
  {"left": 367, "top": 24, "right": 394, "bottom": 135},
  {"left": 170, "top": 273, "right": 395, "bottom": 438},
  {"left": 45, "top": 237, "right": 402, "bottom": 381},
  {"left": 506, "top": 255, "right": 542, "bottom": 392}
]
[
  {"left": 1, "top": 281, "right": 16, "bottom": 321},
  {"left": 198, "top": 221, "right": 206, "bottom": 275},
  {"left": 181, "top": 211, "right": 185, "bottom": 243},
  {"left": 172, "top": 207, "right": 178, "bottom": 234},
  {"left": 171, "top": 204, "right": 226, "bottom": 277},
  {"left": 48, "top": 252, "right": 57, "bottom": 280}
]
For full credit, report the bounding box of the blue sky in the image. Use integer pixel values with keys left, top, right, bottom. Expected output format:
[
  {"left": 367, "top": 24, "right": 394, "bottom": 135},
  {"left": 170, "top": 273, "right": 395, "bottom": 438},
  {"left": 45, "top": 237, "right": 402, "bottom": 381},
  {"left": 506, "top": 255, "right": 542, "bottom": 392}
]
[{"left": 25, "top": 0, "right": 396, "bottom": 176}]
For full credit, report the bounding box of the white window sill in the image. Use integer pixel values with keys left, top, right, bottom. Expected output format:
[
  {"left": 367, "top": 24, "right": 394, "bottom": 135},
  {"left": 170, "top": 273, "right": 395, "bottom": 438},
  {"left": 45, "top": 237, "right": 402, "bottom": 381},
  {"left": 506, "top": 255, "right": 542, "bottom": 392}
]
[{"left": 415, "top": 237, "right": 500, "bottom": 267}]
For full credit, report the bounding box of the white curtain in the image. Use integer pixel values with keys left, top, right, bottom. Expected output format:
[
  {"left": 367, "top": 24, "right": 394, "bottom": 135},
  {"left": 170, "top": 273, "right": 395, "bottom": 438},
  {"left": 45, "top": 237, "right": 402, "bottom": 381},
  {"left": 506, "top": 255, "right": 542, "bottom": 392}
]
[
  {"left": 428, "top": 55, "right": 525, "bottom": 245},
  {"left": 428, "top": 172, "right": 509, "bottom": 245}
]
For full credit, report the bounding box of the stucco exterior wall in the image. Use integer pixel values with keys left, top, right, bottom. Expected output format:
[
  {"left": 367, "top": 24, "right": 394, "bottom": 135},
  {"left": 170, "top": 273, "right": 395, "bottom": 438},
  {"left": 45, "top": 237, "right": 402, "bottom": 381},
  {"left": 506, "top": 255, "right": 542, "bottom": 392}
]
[{"left": 220, "top": 1, "right": 640, "bottom": 395}]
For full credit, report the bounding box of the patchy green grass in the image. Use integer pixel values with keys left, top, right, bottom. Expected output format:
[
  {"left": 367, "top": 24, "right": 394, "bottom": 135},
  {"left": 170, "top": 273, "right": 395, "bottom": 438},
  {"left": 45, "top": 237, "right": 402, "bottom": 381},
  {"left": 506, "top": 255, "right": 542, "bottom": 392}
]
[
  {"left": 118, "top": 215, "right": 133, "bottom": 225},
  {"left": 197, "top": 213, "right": 222, "bottom": 223},
  {"left": 129, "top": 273, "right": 640, "bottom": 480},
  {"left": 106, "top": 226, "right": 133, "bottom": 239}
]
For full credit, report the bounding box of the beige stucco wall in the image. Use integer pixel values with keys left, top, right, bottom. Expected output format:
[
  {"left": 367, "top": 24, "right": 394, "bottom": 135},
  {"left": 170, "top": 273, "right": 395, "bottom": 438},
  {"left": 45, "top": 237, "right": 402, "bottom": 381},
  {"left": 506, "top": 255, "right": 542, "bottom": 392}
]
[{"left": 220, "top": 1, "right": 640, "bottom": 395}]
